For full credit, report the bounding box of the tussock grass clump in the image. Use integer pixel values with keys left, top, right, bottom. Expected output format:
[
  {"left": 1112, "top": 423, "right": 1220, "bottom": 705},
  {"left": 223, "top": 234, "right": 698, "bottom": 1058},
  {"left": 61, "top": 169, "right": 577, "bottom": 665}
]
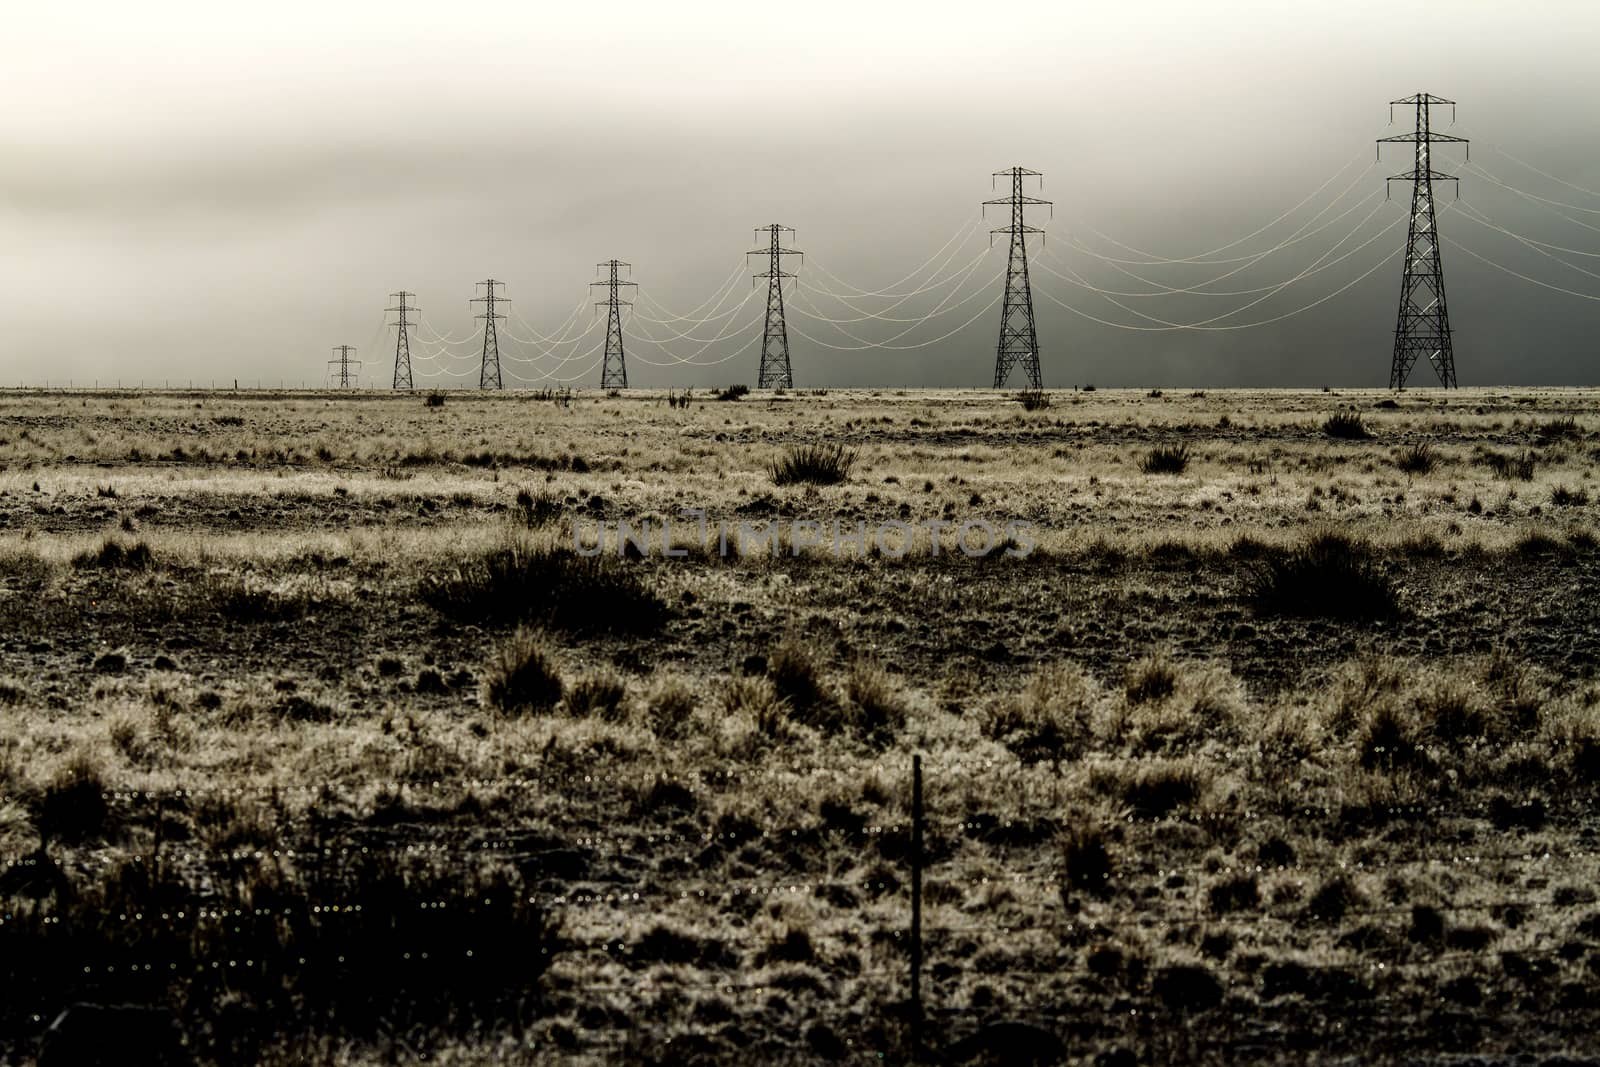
[
  {"left": 424, "top": 541, "right": 666, "bottom": 633},
  {"left": 193, "top": 575, "right": 312, "bottom": 623},
  {"left": 645, "top": 677, "right": 697, "bottom": 739},
  {"left": 765, "top": 640, "right": 832, "bottom": 726},
  {"left": 37, "top": 755, "right": 111, "bottom": 844},
  {"left": 1017, "top": 388, "right": 1050, "bottom": 411},
  {"left": 1536, "top": 415, "right": 1581, "bottom": 442},
  {"left": 1395, "top": 443, "right": 1436, "bottom": 475},
  {"left": 482, "top": 627, "right": 563, "bottom": 714},
  {"left": 566, "top": 671, "right": 628, "bottom": 720},
  {"left": 1323, "top": 412, "right": 1371, "bottom": 439},
  {"left": 723, "top": 675, "right": 789, "bottom": 738},
  {"left": 73, "top": 538, "right": 155, "bottom": 571},
  {"left": 424, "top": 390, "right": 446, "bottom": 407},
  {"left": 714, "top": 384, "right": 750, "bottom": 401},
  {"left": 513, "top": 487, "right": 564, "bottom": 527},
  {"left": 983, "top": 664, "right": 1097, "bottom": 764},
  {"left": 1358, "top": 703, "right": 1428, "bottom": 772},
  {"left": 1125, "top": 655, "right": 1179, "bottom": 705},
  {"left": 1482, "top": 449, "right": 1537, "bottom": 481},
  {"left": 1551, "top": 485, "right": 1590, "bottom": 508},
  {"left": 1060, "top": 819, "right": 1115, "bottom": 898},
  {"left": 1248, "top": 532, "right": 1401, "bottom": 621},
  {"left": 1138, "top": 443, "right": 1190, "bottom": 475},
  {"left": 1304, "top": 872, "right": 1364, "bottom": 924},
  {"left": 840, "top": 659, "right": 906, "bottom": 741},
  {"left": 1092, "top": 759, "right": 1209, "bottom": 819},
  {"left": 769, "top": 442, "right": 856, "bottom": 486},
  {"left": 1208, "top": 872, "right": 1261, "bottom": 914}
]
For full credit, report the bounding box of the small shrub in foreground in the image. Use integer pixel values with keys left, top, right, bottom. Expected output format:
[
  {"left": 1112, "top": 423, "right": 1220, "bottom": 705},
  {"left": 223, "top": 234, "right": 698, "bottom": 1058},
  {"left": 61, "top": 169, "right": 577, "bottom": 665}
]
[
  {"left": 1323, "top": 412, "right": 1371, "bottom": 439},
  {"left": 1395, "top": 443, "right": 1436, "bottom": 475},
  {"left": 1060, "top": 820, "right": 1114, "bottom": 898},
  {"left": 769, "top": 443, "right": 857, "bottom": 486},
  {"left": 483, "top": 628, "right": 563, "bottom": 714},
  {"left": 567, "top": 671, "right": 628, "bottom": 720},
  {"left": 983, "top": 664, "right": 1096, "bottom": 764},
  {"left": 1139, "top": 443, "right": 1190, "bottom": 475},
  {"left": 424, "top": 542, "right": 666, "bottom": 633},
  {"left": 841, "top": 658, "right": 906, "bottom": 740},
  {"left": 73, "top": 539, "right": 155, "bottom": 571},
  {"left": 1248, "top": 532, "right": 1401, "bottom": 621},
  {"left": 765, "top": 640, "right": 833, "bottom": 727}
]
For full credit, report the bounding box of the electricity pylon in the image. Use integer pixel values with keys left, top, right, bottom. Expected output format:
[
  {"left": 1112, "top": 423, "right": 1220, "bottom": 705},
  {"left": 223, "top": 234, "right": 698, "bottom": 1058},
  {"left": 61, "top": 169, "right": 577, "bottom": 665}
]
[
  {"left": 984, "top": 167, "right": 1050, "bottom": 390},
  {"left": 749, "top": 224, "right": 802, "bottom": 389},
  {"left": 1378, "top": 93, "right": 1468, "bottom": 389},
  {"left": 386, "top": 291, "right": 417, "bottom": 390},
  {"left": 472, "top": 279, "right": 506, "bottom": 390},
  {"left": 592, "top": 260, "right": 637, "bottom": 389},
  {"left": 327, "top": 346, "right": 359, "bottom": 389}
]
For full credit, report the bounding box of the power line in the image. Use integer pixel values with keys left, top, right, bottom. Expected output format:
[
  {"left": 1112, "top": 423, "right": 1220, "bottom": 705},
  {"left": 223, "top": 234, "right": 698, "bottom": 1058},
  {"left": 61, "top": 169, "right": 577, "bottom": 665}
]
[
  {"left": 748, "top": 224, "right": 802, "bottom": 389},
  {"left": 471, "top": 280, "right": 506, "bottom": 390},
  {"left": 326, "top": 346, "right": 360, "bottom": 389},
  {"left": 983, "top": 166, "right": 1049, "bottom": 389},
  {"left": 591, "top": 260, "right": 637, "bottom": 389},
  {"left": 1378, "top": 91, "right": 1469, "bottom": 389},
  {"left": 385, "top": 292, "right": 417, "bottom": 390}
]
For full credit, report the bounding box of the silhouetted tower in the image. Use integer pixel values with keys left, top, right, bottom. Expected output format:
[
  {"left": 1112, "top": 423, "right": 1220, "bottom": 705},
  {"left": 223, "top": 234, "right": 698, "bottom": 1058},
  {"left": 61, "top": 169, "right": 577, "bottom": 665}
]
[
  {"left": 387, "top": 291, "right": 417, "bottom": 390},
  {"left": 591, "top": 260, "right": 637, "bottom": 389},
  {"left": 1378, "top": 93, "right": 1468, "bottom": 389},
  {"left": 472, "top": 280, "right": 506, "bottom": 390},
  {"left": 748, "top": 224, "right": 803, "bottom": 389},
  {"left": 984, "top": 167, "right": 1050, "bottom": 390},
  {"left": 327, "top": 346, "right": 359, "bottom": 389}
]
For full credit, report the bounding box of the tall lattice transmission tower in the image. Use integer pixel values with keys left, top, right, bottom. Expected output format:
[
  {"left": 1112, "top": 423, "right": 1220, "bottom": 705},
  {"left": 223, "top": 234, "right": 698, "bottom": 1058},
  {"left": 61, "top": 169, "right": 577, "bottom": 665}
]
[
  {"left": 387, "top": 291, "right": 417, "bottom": 390},
  {"left": 984, "top": 167, "right": 1050, "bottom": 390},
  {"left": 327, "top": 346, "right": 360, "bottom": 389},
  {"left": 472, "top": 279, "right": 506, "bottom": 390},
  {"left": 1378, "top": 93, "right": 1468, "bottom": 389},
  {"left": 592, "top": 260, "right": 637, "bottom": 389},
  {"left": 749, "top": 224, "right": 803, "bottom": 389}
]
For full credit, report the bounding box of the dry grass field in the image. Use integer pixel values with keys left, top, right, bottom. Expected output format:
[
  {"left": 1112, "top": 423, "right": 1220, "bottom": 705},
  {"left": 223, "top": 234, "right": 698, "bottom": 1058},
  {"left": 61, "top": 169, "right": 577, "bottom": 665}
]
[{"left": 3, "top": 385, "right": 1600, "bottom": 1065}]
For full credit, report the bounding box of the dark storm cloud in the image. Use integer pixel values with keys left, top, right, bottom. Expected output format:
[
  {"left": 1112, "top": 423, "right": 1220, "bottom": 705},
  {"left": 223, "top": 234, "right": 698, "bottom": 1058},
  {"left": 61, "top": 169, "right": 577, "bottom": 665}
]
[{"left": 3, "top": 1, "right": 1598, "bottom": 388}]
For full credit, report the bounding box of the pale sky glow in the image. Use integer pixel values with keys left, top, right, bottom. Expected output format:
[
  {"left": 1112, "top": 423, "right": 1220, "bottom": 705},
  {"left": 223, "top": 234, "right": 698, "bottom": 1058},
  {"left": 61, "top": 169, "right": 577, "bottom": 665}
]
[{"left": 4, "top": 1, "right": 1599, "bottom": 387}]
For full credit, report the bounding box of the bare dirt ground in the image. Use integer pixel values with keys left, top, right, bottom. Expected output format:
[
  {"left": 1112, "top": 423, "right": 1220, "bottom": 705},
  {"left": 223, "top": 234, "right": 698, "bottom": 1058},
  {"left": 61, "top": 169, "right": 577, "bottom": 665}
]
[{"left": 2, "top": 386, "right": 1600, "bottom": 1065}]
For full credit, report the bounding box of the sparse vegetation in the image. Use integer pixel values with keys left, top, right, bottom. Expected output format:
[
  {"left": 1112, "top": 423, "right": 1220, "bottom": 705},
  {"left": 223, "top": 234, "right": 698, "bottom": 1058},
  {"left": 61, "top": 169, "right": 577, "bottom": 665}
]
[
  {"left": 1138, "top": 443, "right": 1190, "bottom": 474},
  {"left": 423, "top": 541, "right": 667, "bottom": 633},
  {"left": 1249, "top": 531, "right": 1401, "bottom": 620},
  {"left": 482, "top": 626, "right": 564, "bottom": 713},
  {"left": 3, "top": 387, "right": 1599, "bottom": 1065},
  {"left": 1394, "top": 442, "right": 1436, "bottom": 475},
  {"left": 769, "top": 442, "right": 856, "bottom": 485},
  {"left": 1322, "top": 411, "right": 1371, "bottom": 439}
]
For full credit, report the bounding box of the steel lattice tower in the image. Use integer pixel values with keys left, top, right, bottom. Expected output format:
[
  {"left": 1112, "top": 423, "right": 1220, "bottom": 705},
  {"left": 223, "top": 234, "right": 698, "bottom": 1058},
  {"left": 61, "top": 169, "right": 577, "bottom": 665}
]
[
  {"left": 749, "top": 224, "right": 803, "bottom": 389},
  {"left": 472, "top": 279, "right": 506, "bottom": 390},
  {"left": 327, "top": 346, "right": 359, "bottom": 389},
  {"left": 591, "top": 260, "right": 637, "bottom": 389},
  {"left": 1378, "top": 93, "right": 1468, "bottom": 389},
  {"left": 984, "top": 167, "right": 1050, "bottom": 389},
  {"left": 387, "top": 291, "right": 417, "bottom": 390}
]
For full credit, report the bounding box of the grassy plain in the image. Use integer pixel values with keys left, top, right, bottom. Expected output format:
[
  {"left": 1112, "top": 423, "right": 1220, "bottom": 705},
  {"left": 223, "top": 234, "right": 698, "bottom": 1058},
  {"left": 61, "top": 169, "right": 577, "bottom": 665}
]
[{"left": 2, "top": 385, "right": 1600, "bottom": 1064}]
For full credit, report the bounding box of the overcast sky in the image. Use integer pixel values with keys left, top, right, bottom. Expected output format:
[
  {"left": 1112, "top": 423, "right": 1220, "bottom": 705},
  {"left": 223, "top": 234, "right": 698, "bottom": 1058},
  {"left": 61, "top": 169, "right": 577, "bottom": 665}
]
[{"left": 4, "top": 0, "right": 1599, "bottom": 389}]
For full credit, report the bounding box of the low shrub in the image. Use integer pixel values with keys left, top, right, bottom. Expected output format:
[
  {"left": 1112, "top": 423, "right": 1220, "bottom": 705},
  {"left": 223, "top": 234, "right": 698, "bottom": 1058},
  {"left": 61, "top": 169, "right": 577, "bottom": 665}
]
[
  {"left": 423, "top": 541, "right": 666, "bottom": 633},
  {"left": 1323, "top": 412, "right": 1371, "bottom": 439},
  {"left": 1395, "top": 443, "right": 1436, "bottom": 475},
  {"left": 770, "top": 443, "right": 856, "bottom": 486},
  {"left": 1139, "top": 443, "right": 1191, "bottom": 475},
  {"left": 482, "top": 627, "right": 563, "bottom": 714},
  {"left": 1248, "top": 532, "right": 1401, "bottom": 621}
]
